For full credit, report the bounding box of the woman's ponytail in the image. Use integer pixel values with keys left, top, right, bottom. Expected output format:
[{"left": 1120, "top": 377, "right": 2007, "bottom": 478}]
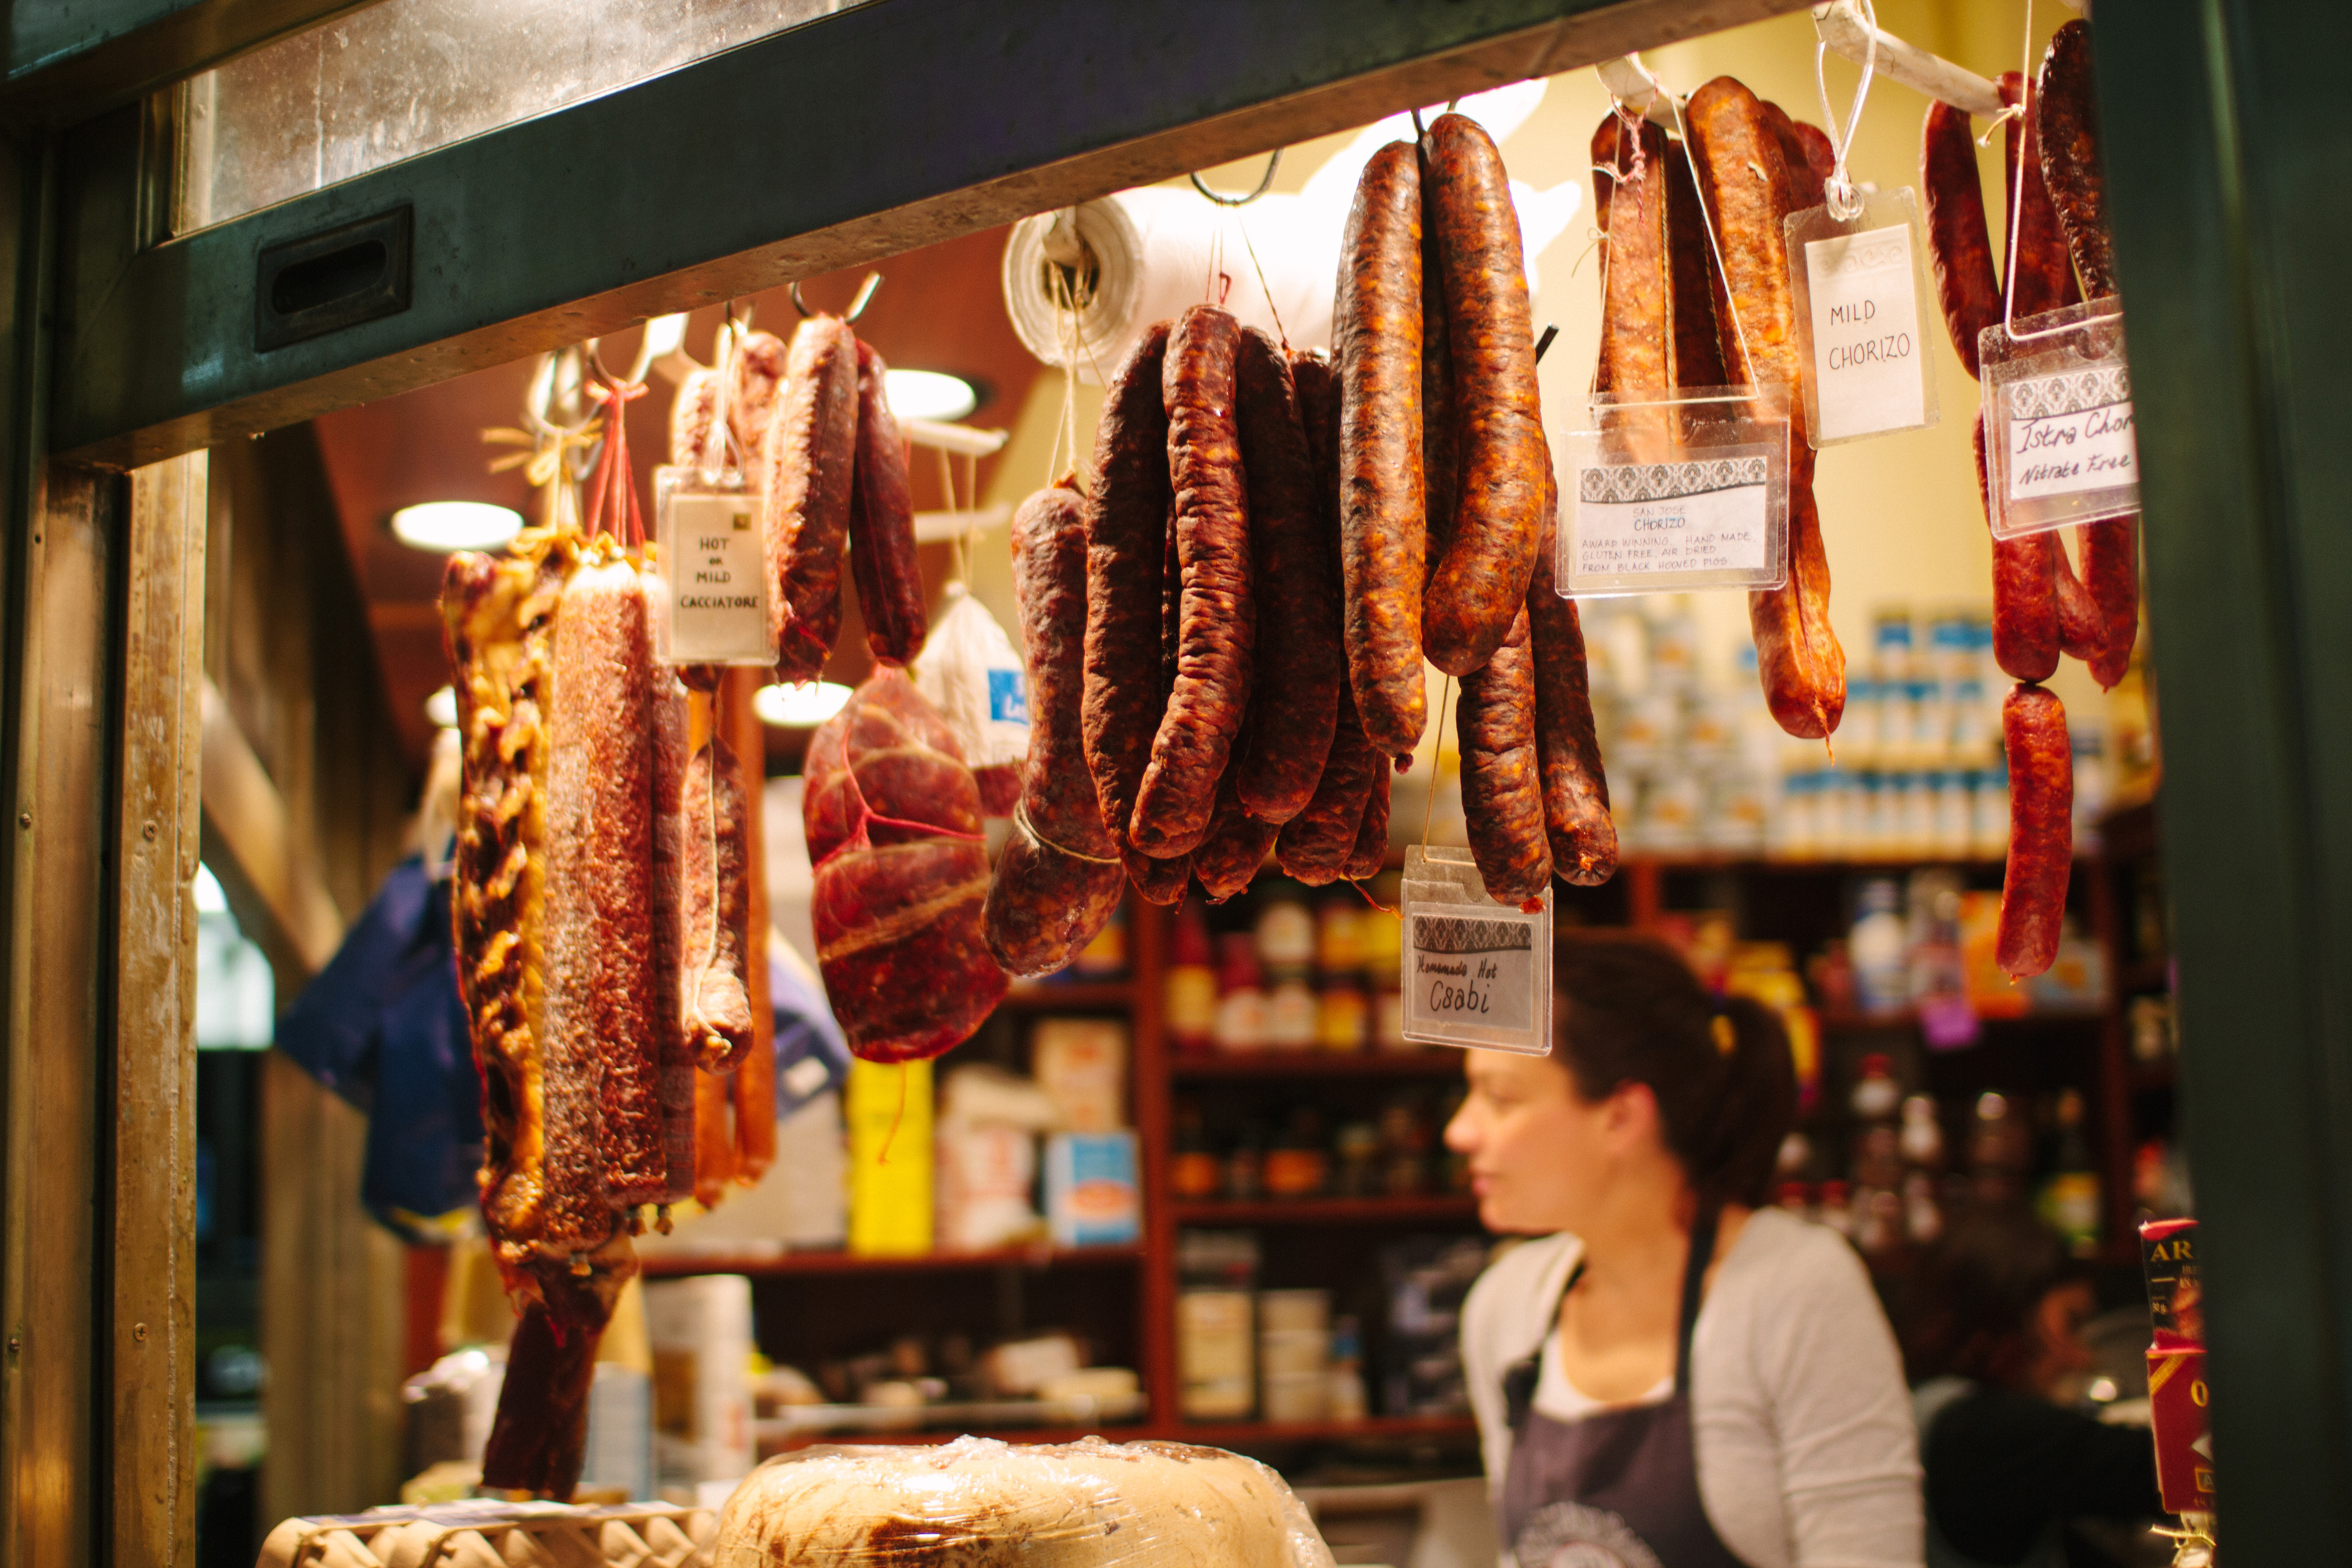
[{"left": 1553, "top": 935, "right": 1799, "bottom": 1207}]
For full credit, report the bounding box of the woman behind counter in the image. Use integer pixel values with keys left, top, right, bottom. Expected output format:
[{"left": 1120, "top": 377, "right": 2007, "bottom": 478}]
[{"left": 1447, "top": 934, "right": 1923, "bottom": 1568}]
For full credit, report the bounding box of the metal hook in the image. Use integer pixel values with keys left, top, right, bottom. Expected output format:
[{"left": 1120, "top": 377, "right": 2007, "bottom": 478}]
[
  {"left": 789, "top": 272, "right": 884, "bottom": 322},
  {"left": 1189, "top": 148, "right": 1283, "bottom": 207}
]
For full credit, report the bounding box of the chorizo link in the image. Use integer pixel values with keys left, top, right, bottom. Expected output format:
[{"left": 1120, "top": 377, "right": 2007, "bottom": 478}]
[
  {"left": 1422, "top": 113, "right": 1545, "bottom": 678},
  {"left": 1663, "top": 147, "right": 1729, "bottom": 393},
  {"left": 2079, "top": 521, "right": 2138, "bottom": 690},
  {"left": 1594, "top": 113, "right": 1673, "bottom": 460},
  {"left": 731, "top": 329, "right": 789, "bottom": 470},
  {"left": 2056, "top": 541, "right": 2103, "bottom": 662},
  {"left": 1687, "top": 76, "right": 1845, "bottom": 740},
  {"left": 1978, "top": 412, "right": 2059, "bottom": 683},
  {"left": 1230, "top": 328, "right": 1342, "bottom": 824},
  {"left": 2037, "top": 20, "right": 2116, "bottom": 302},
  {"left": 1421, "top": 163, "right": 1460, "bottom": 583},
  {"left": 1997, "top": 683, "right": 2073, "bottom": 978},
  {"left": 1081, "top": 323, "right": 1175, "bottom": 852},
  {"left": 2001, "top": 73, "right": 2078, "bottom": 322},
  {"left": 1527, "top": 478, "right": 1617, "bottom": 886},
  {"left": 1278, "top": 685, "right": 1382, "bottom": 887},
  {"left": 1343, "top": 764, "right": 1392, "bottom": 884},
  {"left": 1132, "top": 304, "right": 1254, "bottom": 857},
  {"left": 1922, "top": 98, "right": 2003, "bottom": 380},
  {"left": 646, "top": 632, "right": 695, "bottom": 1206},
  {"left": 682, "top": 732, "right": 756, "bottom": 1071},
  {"left": 1457, "top": 607, "right": 1553, "bottom": 904},
  {"left": 986, "top": 482, "right": 1127, "bottom": 975},
  {"left": 1333, "top": 142, "right": 1428, "bottom": 757},
  {"left": 764, "top": 316, "right": 859, "bottom": 682},
  {"left": 721, "top": 669, "right": 775, "bottom": 1184},
  {"left": 1126, "top": 849, "right": 1191, "bottom": 907},
  {"left": 1761, "top": 101, "right": 1832, "bottom": 212},
  {"left": 540, "top": 559, "right": 663, "bottom": 1232},
  {"left": 1192, "top": 772, "right": 1281, "bottom": 903},
  {"left": 848, "top": 338, "right": 928, "bottom": 665},
  {"left": 670, "top": 367, "right": 721, "bottom": 469}
]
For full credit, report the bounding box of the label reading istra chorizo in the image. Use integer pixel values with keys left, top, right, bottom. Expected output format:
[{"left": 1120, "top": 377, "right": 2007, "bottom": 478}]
[
  {"left": 1978, "top": 299, "right": 2141, "bottom": 540},
  {"left": 1400, "top": 845, "right": 1551, "bottom": 1055}
]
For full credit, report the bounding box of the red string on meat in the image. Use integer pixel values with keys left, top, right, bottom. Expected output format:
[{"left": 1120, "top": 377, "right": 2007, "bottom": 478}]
[{"left": 584, "top": 370, "right": 650, "bottom": 549}]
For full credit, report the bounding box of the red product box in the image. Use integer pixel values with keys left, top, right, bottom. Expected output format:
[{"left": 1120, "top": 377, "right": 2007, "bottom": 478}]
[
  {"left": 2146, "top": 1347, "right": 2216, "bottom": 1514},
  {"left": 2140, "top": 1217, "right": 2203, "bottom": 1349}
]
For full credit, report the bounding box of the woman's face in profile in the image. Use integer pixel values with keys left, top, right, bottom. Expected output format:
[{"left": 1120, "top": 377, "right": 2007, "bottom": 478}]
[{"left": 1445, "top": 1049, "right": 1618, "bottom": 1235}]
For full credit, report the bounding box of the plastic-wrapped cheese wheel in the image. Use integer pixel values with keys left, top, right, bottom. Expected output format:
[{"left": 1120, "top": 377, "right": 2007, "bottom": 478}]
[{"left": 710, "top": 1436, "right": 1335, "bottom": 1568}]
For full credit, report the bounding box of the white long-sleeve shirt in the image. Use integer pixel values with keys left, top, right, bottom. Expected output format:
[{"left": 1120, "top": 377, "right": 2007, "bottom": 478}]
[{"left": 1461, "top": 1208, "right": 1924, "bottom": 1568}]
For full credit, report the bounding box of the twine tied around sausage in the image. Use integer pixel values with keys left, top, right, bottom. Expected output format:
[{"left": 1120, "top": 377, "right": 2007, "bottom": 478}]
[
  {"left": 1012, "top": 800, "right": 1122, "bottom": 867},
  {"left": 1810, "top": 0, "right": 1879, "bottom": 224}
]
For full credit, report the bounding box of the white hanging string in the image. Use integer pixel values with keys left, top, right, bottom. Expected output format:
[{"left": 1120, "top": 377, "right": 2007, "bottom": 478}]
[
  {"left": 1812, "top": 0, "right": 1880, "bottom": 222},
  {"left": 1998, "top": 0, "right": 2083, "bottom": 345}
]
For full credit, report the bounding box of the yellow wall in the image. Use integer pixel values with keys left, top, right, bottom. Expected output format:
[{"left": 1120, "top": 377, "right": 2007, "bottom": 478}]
[{"left": 981, "top": 0, "right": 2091, "bottom": 712}]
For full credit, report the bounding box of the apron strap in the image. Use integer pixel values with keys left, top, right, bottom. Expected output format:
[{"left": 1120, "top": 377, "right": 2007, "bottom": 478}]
[{"left": 1673, "top": 1205, "right": 1721, "bottom": 1394}]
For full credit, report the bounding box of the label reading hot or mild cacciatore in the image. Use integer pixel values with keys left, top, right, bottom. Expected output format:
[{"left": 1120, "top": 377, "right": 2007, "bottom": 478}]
[{"left": 665, "top": 492, "right": 771, "bottom": 663}]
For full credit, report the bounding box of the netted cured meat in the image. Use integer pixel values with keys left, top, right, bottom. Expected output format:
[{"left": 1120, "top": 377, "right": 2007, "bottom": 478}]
[{"left": 805, "top": 667, "right": 1005, "bottom": 1061}]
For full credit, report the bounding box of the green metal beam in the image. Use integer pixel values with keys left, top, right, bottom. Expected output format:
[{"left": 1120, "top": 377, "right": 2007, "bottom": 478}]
[
  {"left": 3, "top": 0, "right": 383, "bottom": 127},
  {"left": 50, "top": 0, "right": 1809, "bottom": 469},
  {"left": 2098, "top": 0, "right": 2352, "bottom": 1552}
]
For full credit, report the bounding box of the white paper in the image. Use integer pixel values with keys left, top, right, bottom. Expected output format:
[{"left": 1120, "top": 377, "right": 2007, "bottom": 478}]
[
  {"left": 664, "top": 491, "right": 769, "bottom": 662},
  {"left": 1804, "top": 224, "right": 1926, "bottom": 441},
  {"left": 1405, "top": 907, "right": 1538, "bottom": 1034},
  {"left": 1573, "top": 455, "right": 1771, "bottom": 579},
  {"left": 2004, "top": 366, "right": 2139, "bottom": 501}
]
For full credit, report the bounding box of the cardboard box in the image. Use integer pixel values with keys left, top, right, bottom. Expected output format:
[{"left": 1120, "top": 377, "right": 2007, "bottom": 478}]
[
  {"left": 1044, "top": 1131, "right": 1139, "bottom": 1247},
  {"left": 2146, "top": 1347, "right": 2215, "bottom": 1514}
]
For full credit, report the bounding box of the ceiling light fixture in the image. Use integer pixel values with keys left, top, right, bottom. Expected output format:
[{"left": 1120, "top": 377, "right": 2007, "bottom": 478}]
[
  {"left": 425, "top": 685, "right": 459, "bottom": 729},
  {"left": 755, "top": 681, "right": 853, "bottom": 729},
  {"left": 392, "top": 500, "right": 524, "bottom": 553},
  {"left": 884, "top": 369, "right": 978, "bottom": 423}
]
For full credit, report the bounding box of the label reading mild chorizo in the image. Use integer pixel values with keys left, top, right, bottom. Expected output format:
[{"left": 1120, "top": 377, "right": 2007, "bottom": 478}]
[
  {"left": 654, "top": 470, "right": 775, "bottom": 666},
  {"left": 1399, "top": 845, "right": 1551, "bottom": 1055},
  {"left": 1803, "top": 225, "right": 1926, "bottom": 441},
  {"left": 1785, "top": 187, "right": 1940, "bottom": 449}
]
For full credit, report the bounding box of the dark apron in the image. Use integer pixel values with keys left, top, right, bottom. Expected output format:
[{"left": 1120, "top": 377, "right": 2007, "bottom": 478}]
[{"left": 1498, "top": 1209, "right": 1749, "bottom": 1568}]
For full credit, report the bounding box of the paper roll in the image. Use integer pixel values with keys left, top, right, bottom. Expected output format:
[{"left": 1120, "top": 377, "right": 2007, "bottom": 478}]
[{"left": 1001, "top": 80, "right": 1581, "bottom": 383}]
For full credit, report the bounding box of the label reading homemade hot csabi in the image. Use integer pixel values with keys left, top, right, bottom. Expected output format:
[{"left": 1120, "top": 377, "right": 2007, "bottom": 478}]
[
  {"left": 1399, "top": 845, "right": 1552, "bottom": 1055},
  {"left": 657, "top": 484, "right": 774, "bottom": 665}
]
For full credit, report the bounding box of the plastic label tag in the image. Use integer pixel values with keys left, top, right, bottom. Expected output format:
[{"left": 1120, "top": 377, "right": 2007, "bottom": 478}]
[
  {"left": 1398, "top": 844, "right": 1552, "bottom": 1056},
  {"left": 1556, "top": 387, "right": 1789, "bottom": 598},
  {"left": 1785, "top": 187, "right": 1940, "bottom": 447},
  {"left": 1978, "top": 298, "right": 2140, "bottom": 538},
  {"left": 653, "top": 466, "right": 774, "bottom": 665}
]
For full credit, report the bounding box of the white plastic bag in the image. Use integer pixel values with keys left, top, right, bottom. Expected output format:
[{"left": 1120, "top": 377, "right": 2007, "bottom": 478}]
[{"left": 913, "top": 584, "right": 1029, "bottom": 815}]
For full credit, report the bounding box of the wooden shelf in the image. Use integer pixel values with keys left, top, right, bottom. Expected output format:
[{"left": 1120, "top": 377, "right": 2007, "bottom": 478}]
[
  {"left": 1171, "top": 1195, "right": 1480, "bottom": 1226},
  {"left": 1170, "top": 1051, "right": 1462, "bottom": 1078},
  {"left": 998, "top": 981, "right": 1135, "bottom": 1011},
  {"left": 1816, "top": 1007, "right": 2105, "bottom": 1032},
  {"left": 766, "top": 1414, "right": 1475, "bottom": 1451},
  {"left": 639, "top": 1244, "right": 1142, "bottom": 1278},
  {"left": 1164, "top": 1413, "right": 1478, "bottom": 1445}
]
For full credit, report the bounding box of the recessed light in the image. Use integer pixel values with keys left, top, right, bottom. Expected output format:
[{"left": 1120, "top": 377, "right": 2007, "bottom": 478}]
[
  {"left": 392, "top": 500, "right": 524, "bottom": 553},
  {"left": 755, "top": 681, "right": 853, "bottom": 728},
  {"left": 884, "top": 369, "right": 978, "bottom": 423},
  {"left": 425, "top": 686, "right": 458, "bottom": 729}
]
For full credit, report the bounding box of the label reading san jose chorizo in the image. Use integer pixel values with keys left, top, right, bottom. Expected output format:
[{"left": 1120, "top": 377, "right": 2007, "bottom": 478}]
[
  {"left": 1803, "top": 224, "right": 1926, "bottom": 441},
  {"left": 2004, "top": 366, "right": 2138, "bottom": 500},
  {"left": 1400, "top": 844, "right": 1551, "bottom": 1055},
  {"left": 654, "top": 467, "right": 776, "bottom": 666},
  {"left": 1571, "top": 453, "right": 1772, "bottom": 578}
]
